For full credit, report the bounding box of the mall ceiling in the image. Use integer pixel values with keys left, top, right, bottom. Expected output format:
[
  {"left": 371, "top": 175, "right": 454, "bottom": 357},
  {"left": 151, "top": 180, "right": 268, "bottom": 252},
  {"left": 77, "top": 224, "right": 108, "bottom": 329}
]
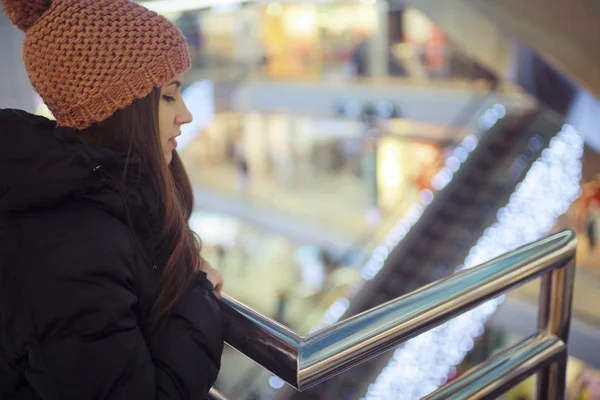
[
  {"left": 400, "top": 0, "right": 600, "bottom": 99},
  {"left": 473, "top": 0, "right": 600, "bottom": 97}
]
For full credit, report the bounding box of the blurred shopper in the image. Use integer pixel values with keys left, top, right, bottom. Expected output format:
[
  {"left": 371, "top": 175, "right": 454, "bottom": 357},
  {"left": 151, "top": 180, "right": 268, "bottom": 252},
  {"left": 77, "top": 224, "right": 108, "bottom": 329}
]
[
  {"left": 574, "top": 177, "right": 600, "bottom": 251},
  {"left": 0, "top": 0, "right": 225, "bottom": 399},
  {"left": 275, "top": 290, "right": 289, "bottom": 325},
  {"left": 362, "top": 135, "right": 381, "bottom": 226},
  {"left": 587, "top": 199, "right": 600, "bottom": 251},
  {"left": 234, "top": 138, "right": 250, "bottom": 193},
  {"left": 319, "top": 249, "right": 338, "bottom": 274},
  {"left": 215, "top": 242, "right": 227, "bottom": 270},
  {"left": 177, "top": 11, "right": 204, "bottom": 62},
  {"left": 351, "top": 32, "right": 370, "bottom": 77},
  {"left": 244, "top": 387, "right": 261, "bottom": 400}
]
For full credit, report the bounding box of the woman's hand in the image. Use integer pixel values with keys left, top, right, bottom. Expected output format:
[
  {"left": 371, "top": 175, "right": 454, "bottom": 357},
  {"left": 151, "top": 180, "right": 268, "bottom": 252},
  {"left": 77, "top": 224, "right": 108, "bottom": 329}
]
[{"left": 202, "top": 262, "right": 224, "bottom": 298}]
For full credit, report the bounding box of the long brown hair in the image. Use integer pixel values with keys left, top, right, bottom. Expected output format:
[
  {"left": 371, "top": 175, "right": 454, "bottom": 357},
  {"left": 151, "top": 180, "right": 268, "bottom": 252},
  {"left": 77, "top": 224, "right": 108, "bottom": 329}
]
[{"left": 83, "top": 87, "right": 203, "bottom": 331}]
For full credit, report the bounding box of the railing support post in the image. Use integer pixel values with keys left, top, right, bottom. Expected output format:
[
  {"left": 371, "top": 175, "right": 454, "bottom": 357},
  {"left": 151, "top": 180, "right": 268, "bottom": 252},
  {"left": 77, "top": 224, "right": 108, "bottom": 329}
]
[{"left": 537, "top": 257, "right": 576, "bottom": 400}]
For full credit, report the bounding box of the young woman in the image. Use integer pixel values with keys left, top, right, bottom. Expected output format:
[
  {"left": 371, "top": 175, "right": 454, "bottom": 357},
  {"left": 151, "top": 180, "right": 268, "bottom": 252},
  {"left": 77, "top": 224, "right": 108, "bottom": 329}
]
[{"left": 0, "top": 0, "right": 225, "bottom": 398}]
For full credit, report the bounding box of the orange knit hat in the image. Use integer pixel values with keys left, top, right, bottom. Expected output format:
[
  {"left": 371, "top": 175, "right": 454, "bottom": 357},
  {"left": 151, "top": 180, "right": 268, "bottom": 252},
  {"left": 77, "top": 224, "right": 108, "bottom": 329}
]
[{"left": 2, "top": 0, "right": 191, "bottom": 129}]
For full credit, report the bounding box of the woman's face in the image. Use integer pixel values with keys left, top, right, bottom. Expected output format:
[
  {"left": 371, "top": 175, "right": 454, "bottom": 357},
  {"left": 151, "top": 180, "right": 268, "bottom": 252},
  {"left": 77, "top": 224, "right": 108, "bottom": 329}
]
[{"left": 159, "top": 73, "right": 193, "bottom": 164}]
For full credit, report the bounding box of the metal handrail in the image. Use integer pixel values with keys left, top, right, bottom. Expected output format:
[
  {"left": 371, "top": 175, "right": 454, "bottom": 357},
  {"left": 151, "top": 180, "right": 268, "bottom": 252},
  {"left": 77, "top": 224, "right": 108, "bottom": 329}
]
[{"left": 209, "top": 230, "right": 576, "bottom": 399}]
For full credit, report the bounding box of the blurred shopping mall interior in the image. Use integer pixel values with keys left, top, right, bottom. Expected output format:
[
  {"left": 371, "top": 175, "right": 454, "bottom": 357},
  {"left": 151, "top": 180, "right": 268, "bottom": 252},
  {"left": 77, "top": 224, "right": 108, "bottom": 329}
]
[{"left": 2, "top": 0, "right": 600, "bottom": 399}]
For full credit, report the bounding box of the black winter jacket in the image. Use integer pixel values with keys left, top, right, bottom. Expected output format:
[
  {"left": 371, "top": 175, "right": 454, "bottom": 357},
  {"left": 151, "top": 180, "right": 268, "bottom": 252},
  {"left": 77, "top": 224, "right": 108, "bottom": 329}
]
[{"left": 0, "top": 109, "right": 224, "bottom": 399}]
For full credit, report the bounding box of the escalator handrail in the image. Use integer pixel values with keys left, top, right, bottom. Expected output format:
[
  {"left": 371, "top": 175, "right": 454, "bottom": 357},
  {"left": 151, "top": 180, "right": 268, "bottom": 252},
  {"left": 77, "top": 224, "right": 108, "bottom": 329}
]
[{"left": 210, "top": 229, "right": 575, "bottom": 397}]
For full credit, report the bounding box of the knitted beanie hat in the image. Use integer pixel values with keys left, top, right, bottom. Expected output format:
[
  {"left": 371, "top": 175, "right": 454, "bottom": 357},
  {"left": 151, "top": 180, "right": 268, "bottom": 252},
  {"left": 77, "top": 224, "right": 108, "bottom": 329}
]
[{"left": 2, "top": 0, "right": 191, "bottom": 130}]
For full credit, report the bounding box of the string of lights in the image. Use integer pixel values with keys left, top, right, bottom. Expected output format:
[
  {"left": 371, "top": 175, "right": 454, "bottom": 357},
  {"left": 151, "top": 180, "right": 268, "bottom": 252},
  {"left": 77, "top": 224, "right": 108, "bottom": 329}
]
[{"left": 363, "top": 123, "right": 583, "bottom": 399}]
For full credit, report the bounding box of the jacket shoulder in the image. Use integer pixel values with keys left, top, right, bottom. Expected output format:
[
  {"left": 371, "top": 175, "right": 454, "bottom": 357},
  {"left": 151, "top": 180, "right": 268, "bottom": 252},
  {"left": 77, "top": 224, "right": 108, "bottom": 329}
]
[
  {"left": 1, "top": 202, "right": 142, "bottom": 300},
  {"left": 0, "top": 109, "right": 55, "bottom": 131},
  {"left": 11, "top": 201, "right": 136, "bottom": 260}
]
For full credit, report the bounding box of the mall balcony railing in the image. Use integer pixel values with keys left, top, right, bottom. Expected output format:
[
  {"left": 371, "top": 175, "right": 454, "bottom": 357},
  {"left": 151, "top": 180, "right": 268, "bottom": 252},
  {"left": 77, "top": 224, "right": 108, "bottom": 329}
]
[{"left": 208, "top": 229, "right": 576, "bottom": 400}]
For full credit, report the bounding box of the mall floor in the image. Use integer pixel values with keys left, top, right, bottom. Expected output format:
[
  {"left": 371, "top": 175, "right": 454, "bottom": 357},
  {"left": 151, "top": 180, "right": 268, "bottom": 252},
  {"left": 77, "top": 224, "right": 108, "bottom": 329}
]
[{"left": 185, "top": 161, "right": 373, "bottom": 237}]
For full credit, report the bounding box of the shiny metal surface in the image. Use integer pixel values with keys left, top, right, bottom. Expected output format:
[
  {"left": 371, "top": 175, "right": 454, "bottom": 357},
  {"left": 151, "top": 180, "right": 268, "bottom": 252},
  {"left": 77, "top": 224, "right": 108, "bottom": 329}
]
[
  {"left": 424, "top": 331, "right": 566, "bottom": 399},
  {"left": 218, "top": 230, "right": 576, "bottom": 391},
  {"left": 207, "top": 388, "right": 228, "bottom": 400},
  {"left": 537, "top": 257, "right": 576, "bottom": 399}
]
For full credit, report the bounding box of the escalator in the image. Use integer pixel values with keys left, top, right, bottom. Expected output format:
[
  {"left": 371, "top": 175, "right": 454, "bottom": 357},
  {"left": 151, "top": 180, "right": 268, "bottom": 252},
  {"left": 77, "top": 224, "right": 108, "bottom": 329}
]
[
  {"left": 345, "top": 110, "right": 561, "bottom": 315},
  {"left": 275, "top": 106, "right": 567, "bottom": 399}
]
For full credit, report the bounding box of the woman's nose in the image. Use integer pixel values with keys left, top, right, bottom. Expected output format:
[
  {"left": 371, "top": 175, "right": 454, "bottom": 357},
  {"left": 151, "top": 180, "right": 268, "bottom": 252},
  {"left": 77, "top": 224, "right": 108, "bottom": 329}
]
[{"left": 178, "top": 102, "right": 193, "bottom": 125}]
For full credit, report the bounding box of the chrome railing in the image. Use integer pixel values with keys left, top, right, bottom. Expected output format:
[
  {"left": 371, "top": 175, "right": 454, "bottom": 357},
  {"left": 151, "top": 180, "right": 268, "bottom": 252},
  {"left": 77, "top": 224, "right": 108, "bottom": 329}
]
[{"left": 209, "top": 230, "right": 576, "bottom": 399}]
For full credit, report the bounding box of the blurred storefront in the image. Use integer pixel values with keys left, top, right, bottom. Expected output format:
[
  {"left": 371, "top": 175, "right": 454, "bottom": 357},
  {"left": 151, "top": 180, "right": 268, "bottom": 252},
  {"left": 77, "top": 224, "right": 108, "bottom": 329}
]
[
  {"left": 376, "top": 134, "right": 440, "bottom": 211},
  {"left": 184, "top": 111, "right": 443, "bottom": 214},
  {"left": 196, "top": 2, "right": 380, "bottom": 79},
  {"left": 156, "top": 1, "right": 488, "bottom": 81}
]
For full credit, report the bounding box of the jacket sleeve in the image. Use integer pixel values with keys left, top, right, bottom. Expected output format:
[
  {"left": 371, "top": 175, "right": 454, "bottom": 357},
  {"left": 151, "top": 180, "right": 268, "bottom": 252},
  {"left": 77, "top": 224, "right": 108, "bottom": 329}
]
[{"left": 24, "top": 237, "right": 223, "bottom": 400}]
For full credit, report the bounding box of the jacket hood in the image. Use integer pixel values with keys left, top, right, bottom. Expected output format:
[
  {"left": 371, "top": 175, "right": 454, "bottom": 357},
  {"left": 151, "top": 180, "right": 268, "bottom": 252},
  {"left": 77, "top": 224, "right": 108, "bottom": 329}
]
[{"left": 0, "top": 109, "right": 157, "bottom": 219}]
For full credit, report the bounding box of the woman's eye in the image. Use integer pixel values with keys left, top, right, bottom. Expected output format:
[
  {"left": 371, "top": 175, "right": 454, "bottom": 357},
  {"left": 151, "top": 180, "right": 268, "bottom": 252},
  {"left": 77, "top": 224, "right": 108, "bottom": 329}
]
[{"left": 162, "top": 95, "right": 176, "bottom": 103}]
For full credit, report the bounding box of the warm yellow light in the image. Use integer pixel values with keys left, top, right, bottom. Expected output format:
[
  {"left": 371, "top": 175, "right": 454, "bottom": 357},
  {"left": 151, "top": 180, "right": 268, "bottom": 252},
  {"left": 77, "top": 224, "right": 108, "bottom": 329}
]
[
  {"left": 378, "top": 140, "right": 403, "bottom": 189},
  {"left": 283, "top": 5, "right": 317, "bottom": 37}
]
